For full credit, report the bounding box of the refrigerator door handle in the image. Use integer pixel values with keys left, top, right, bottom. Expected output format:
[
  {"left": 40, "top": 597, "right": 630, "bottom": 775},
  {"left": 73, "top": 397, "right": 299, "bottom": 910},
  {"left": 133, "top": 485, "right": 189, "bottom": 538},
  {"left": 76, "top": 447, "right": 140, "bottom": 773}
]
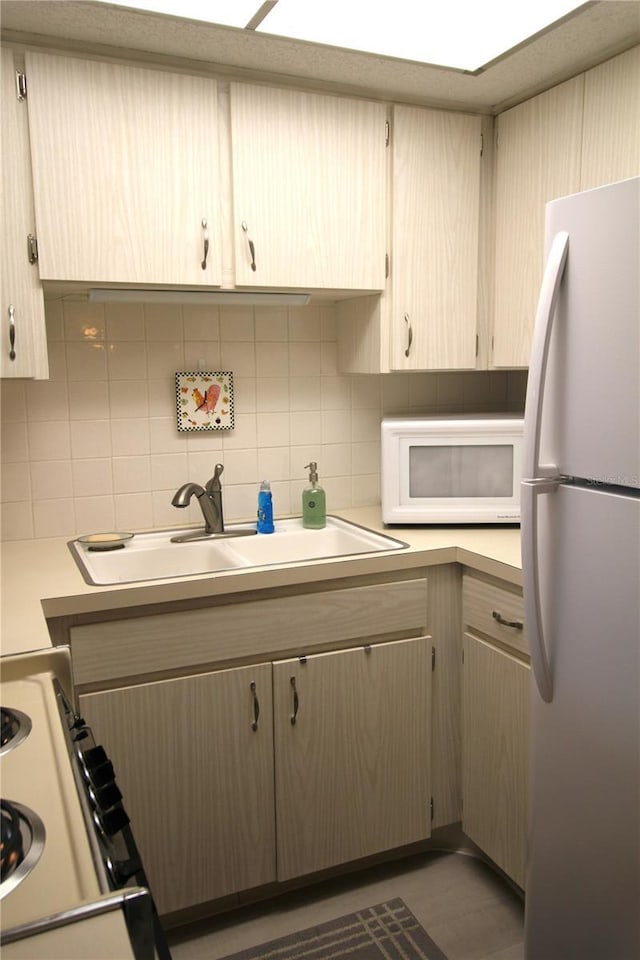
[
  {"left": 521, "top": 478, "right": 559, "bottom": 703},
  {"left": 522, "top": 230, "right": 569, "bottom": 480}
]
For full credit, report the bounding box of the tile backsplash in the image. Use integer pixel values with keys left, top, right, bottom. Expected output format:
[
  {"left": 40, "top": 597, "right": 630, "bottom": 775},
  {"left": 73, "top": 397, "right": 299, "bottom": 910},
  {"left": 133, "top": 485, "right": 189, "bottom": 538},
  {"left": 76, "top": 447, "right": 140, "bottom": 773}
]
[{"left": 0, "top": 300, "right": 526, "bottom": 541}]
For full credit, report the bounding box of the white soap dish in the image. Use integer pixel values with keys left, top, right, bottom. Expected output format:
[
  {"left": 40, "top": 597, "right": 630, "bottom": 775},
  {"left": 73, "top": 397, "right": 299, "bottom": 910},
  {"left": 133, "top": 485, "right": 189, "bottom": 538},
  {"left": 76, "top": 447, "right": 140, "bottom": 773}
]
[{"left": 77, "top": 532, "right": 134, "bottom": 552}]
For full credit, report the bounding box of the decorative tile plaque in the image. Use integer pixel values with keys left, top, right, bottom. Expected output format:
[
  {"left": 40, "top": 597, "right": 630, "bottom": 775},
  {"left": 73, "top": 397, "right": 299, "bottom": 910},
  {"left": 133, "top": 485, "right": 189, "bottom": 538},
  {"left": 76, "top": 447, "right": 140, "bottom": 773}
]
[{"left": 175, "top": 371, "right": 234, "bottom": 432}]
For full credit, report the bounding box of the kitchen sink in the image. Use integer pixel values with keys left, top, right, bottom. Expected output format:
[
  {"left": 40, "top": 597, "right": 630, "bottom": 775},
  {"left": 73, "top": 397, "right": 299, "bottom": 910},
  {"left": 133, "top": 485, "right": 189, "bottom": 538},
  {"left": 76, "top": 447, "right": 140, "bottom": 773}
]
[
  {"left": 70, "top": 534, "right": 248, "bottom": 585},
  {"left": 227, "top": 519, "right": 405, "bottom": 566},
  {"left": 70, "top": 516, "right": 408, "bottom": 585}
]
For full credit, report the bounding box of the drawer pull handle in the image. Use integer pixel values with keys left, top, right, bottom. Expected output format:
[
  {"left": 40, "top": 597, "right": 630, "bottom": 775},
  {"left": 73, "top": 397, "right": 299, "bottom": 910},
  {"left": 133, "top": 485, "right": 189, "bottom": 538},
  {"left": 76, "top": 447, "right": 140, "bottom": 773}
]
[
  {"left": 290, "top": 676, "right": 299, "bottom": 725},
  {"left": 250, "top": 680, "right": 259, "bottom": 731},
  {"left": 492, "top": 610, "right": 523, "bottom": 630}
]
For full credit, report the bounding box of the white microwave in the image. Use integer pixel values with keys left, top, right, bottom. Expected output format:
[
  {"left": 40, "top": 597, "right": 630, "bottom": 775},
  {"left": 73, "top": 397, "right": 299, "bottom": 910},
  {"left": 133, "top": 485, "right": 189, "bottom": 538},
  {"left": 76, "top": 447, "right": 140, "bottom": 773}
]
[{"left": 381, "top": 414, "right": 524, "bottom": 524}]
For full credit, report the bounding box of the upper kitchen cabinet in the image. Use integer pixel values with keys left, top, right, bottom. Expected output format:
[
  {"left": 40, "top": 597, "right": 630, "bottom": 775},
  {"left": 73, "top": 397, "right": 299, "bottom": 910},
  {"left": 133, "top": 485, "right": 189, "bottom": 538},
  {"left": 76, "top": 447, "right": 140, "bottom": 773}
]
[
  {"left": 24, "top": 52, "right": 221, "bottom": 286},
  {"left": 580, "top": 45, "right": 640, "bottom": 189},
  {"left": 336, "top": 104, "right": 483, "bottom": 372},
  {"left": 389, "top": 105, "right": 482, "bottom": 371},
  {"left": 492, "top": 46, "right": 639, "bottom": 369},
  {"left": 492, "top": 76, "right": 584, "bottom": 369},
  {"left": 1, "top": 51, "right": 48, "bottom": 379},
  {"left": 229, "top": 82, "right": 386, "bottom": 291}
]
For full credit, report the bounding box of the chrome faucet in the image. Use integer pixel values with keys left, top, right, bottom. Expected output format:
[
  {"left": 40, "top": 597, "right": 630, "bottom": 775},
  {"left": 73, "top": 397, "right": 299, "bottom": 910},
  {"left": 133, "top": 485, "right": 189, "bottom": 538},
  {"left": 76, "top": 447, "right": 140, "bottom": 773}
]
[{"left": 172, "top": 463, "right": 224, "bottom": 535}]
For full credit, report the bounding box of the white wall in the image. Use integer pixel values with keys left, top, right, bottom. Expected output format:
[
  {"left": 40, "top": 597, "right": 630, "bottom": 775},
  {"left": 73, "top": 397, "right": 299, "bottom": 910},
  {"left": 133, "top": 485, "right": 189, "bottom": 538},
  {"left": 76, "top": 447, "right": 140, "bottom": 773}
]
[{"left": 0, "top": 299, "right": 526, "bottom": 540}]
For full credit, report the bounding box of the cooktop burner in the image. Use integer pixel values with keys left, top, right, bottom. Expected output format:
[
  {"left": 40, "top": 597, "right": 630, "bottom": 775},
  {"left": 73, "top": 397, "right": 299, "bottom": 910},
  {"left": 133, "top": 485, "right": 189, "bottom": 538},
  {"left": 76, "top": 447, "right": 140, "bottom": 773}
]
[
  {"left": 0, "top": 708, "right": 32, "bottom": 754},
  {"left": 0, "top": 800, "right": 45, "bottom": 899}
]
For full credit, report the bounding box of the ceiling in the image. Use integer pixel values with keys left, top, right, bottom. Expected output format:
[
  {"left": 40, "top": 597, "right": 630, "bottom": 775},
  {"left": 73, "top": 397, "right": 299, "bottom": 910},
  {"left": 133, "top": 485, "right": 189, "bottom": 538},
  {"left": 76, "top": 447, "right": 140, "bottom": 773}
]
[
  {"left": 89, "top": 0, "right": 589, "bottom": 72},
  {"left": 1, "top": 0, "right": 639, "bottom": 112}
]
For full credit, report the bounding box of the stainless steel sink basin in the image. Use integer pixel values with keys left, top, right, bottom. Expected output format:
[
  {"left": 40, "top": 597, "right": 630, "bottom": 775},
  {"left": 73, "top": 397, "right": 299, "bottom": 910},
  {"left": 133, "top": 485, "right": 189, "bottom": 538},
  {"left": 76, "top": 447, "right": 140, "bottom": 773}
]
[{"left": 70, "top": 517, "right": 408, "bottom": 585}]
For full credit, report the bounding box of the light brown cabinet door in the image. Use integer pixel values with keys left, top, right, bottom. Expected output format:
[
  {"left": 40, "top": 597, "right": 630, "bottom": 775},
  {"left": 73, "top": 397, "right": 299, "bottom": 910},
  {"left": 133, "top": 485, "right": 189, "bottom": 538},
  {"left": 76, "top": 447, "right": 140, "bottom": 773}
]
[
  {"left": 492, "top": 76, "right": 583, "bottom": 368},
  {"left": 580, "top": 45, "right": 640, "bottom": 190},
  {"left": 80, "top": 662, "right": 275, "bottom": 915},
  {"left": 25, "top": 52, "right": 221, "bottom": 286},
  {"left": 389, "top": 104, "right": 482, "bottom": 371},
  {"left": 1, "top": 52, "right": 47, "bottom": 379},
  {"left": 273, "top": 636, "right": 432, "bottom": 881},
  {"left": 462, "top": 632, "right": 530, "bottom": 888},
  {"left": 230, "top": 82, "right": 386, "bottom": 291}
]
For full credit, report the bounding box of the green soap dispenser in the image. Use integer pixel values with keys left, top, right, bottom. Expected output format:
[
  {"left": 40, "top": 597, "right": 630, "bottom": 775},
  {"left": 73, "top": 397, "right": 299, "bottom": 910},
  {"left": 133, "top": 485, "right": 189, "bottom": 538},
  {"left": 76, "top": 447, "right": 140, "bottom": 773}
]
[{"left": 302, "top": 462, "right": 326, "bottom": 529}]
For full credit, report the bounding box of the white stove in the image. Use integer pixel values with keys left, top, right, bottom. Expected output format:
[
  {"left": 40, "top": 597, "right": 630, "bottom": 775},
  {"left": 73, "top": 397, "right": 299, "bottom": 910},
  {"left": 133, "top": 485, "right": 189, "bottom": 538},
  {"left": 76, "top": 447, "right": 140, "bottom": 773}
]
[{"left": 0, "top": 649, "right": 167, "bottom": 960}]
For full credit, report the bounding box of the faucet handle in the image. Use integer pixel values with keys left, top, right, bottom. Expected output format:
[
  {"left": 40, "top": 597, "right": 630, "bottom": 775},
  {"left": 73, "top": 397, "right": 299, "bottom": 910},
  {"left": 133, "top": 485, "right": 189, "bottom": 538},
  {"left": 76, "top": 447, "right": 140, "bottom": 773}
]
[{"left": 206, "top": 463, "right": 224, "bottom": 493}]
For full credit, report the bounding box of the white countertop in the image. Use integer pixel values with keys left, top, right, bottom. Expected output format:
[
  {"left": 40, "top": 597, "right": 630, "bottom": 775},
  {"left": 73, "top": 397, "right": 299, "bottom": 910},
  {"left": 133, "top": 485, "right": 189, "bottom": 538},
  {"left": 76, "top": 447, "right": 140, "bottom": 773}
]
[{"left": 0, "top": 507, "right": 522, "bottom": 657}]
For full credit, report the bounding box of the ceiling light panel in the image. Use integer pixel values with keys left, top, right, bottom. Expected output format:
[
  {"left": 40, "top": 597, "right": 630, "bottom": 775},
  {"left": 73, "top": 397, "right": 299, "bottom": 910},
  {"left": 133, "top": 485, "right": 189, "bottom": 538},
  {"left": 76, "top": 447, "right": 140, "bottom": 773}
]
[
  {"left": 256, "top": 0, "right": 587, "bottom": 71},
  {"left": 92, "top": 0, "right": 265, "bottom": 28}
]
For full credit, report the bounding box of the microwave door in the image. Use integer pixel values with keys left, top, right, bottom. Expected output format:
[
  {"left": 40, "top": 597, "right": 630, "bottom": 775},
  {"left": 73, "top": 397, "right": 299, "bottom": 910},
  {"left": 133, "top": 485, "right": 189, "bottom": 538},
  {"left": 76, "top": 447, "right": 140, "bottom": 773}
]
[{"left": 409, "top": 444, "right": 515, "bottom": 500}]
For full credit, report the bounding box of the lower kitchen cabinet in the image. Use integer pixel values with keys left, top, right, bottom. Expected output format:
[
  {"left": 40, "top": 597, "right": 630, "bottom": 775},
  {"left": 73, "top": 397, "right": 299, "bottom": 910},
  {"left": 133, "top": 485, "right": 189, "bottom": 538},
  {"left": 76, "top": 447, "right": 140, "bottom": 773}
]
[
  {"left": 461, "top": 572, "right": 530, "bottom": 889},
  {"left": 462, "top": 634, "right": 529, "bottom": 888},
  {"left": 68, "top": 566, "right": 530, "bottom": 912},
  {"left": 70, "top": 574, "right": 432, "bottom": 916},
  {"left": 80, "top": 635, "right": 433, "bottom": 911},
  {"left": 79, "top": 662, "right": 276, "bottom": 915},
  {"left": 273, "top": 637, "right": 432, "bottom": 881}
]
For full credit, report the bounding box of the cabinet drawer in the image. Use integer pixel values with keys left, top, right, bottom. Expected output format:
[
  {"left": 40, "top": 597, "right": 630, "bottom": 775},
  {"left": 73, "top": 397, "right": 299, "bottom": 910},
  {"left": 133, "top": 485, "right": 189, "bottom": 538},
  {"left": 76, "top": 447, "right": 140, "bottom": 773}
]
[
  {"left": 462, "top": 573, "right": 528, "bottom": 657},
  {"left": 70, "top": 577, "right": 428, "bottom": 686}
]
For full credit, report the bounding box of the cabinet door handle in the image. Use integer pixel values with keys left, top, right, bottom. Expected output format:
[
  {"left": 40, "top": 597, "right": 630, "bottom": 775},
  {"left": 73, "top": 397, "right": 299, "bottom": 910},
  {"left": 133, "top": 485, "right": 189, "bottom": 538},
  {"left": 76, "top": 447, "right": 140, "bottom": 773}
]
[
  {"left": 201, "top": 218, "right": 209, "bottom": 270},
  {"left": 250, "top": 680, "right": 259, "bottom": 731},
  {"left": 241, "top": 221, "right": 257, "bottom": 272},
  {"left": 492, "top": 610, "right": 524, "bottom": 630},
  {"left": 27, "top": 234, "right": 38, "bottom": 264},
  {"left": 290, "top": 675, "right": 299, "bottom": 725},
  {"left": 404, "top": 313, "right": 413, "bottom": 357},
  {"left": 8, "top": 305, "right": 16, "bottom": 361}
]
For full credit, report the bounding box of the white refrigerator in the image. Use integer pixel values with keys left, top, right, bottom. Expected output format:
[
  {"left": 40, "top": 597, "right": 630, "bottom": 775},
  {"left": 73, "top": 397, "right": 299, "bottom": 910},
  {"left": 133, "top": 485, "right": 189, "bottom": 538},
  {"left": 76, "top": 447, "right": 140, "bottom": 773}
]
[{"left": 521, "top": 176, "right": 639, "bottom": 959}]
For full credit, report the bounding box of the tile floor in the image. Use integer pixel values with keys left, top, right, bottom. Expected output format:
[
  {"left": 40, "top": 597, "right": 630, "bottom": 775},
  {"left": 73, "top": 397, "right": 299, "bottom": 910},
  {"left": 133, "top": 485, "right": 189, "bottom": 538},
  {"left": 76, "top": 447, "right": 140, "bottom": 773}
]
[{"left": 165, "top": 850, "right": 524, "bottom": 960}]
